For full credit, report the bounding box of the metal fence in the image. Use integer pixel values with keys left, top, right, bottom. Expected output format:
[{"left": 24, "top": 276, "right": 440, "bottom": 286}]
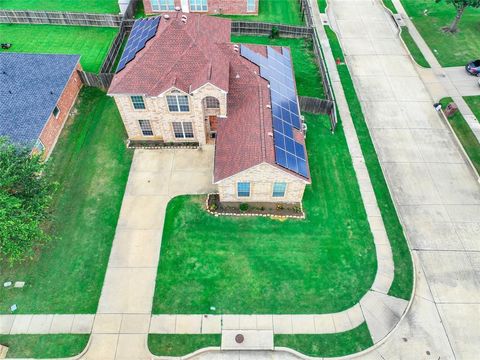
[
  {"left": 299, "top": 96, "right": 334, "bottom": 115},
  {"left": 0, "top": 10, "right": 122, "bottom": 27},
  {"left": 231, "top": 21, "right": 312, "bottom": 37}
]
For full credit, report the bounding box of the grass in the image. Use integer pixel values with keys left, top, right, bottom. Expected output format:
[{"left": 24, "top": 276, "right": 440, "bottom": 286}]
[
  {"left": 325, "top": 27, "right": 413, "bottom": 300},
  {"left": 399, "top": 0, "right": 480, "bottom": 67},
  {"left": 401, "top": 28, "right": 430, "bottom": 68},
  {"left": 0, "top": 88, "right": 133, "bottom": 314},
  {"left": 381, "top": 0, "right": 397, "bottom": 14},
  {"left": 317, "top": 0, "right": 328, "bottom": 12},
  {"left": 275, "top": 322, "right": 373, "bottom": 357},
  {"left": 0, "top": 24, "right": 117, "bottom": 72},
  {"left": 148, "top": 335, "right": 221, "bottom": 356},
  {"left": 231, "top": 36, "right": 325, "bottom": 99},
  {"left": 0, "top": 335, "right": 89, "bottom": 358},
  {"left": 440, "top": 97, "right": 480, "bottom": 175},
  {"left": 152, "top": 35, "right": 376, "bottom": 315},
  {"left": 0, "top": 0, "right": 119, "bottom": 14},
  {"left": 221, "top": 0, "right": 304, "bottom": 25}
]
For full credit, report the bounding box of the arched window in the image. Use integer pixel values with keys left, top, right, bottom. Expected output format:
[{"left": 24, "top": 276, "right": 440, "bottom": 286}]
[{"left": 204, "top": 96, "right": 220, "bottom": 109}]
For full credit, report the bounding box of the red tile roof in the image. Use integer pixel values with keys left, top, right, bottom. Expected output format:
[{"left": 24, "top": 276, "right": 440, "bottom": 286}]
[{"left": 108, "top": 13, "right": 310, "bottom": 183}]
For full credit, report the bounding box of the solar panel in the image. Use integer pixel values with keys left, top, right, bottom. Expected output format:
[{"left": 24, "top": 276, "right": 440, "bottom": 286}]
[
  {"left": 240, "top": 44, "right": 308, "bottom": 178},
  {"left": 116, "top": 17, "right": 161, "bottom": 73}
]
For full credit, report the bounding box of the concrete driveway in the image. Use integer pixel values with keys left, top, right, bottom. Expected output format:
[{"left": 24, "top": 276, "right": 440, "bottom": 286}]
[
  {"left": 84, "top": 146, "right": 215, "bottom": 360},
  {"left": 443, "top": 66, "right": 480, "bottom": 97}
]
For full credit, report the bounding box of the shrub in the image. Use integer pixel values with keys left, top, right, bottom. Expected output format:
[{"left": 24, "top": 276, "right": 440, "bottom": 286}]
[
  {"left": 270, "top": 26, "right": 280, "bottom": 39},
  {"left": 239, "top": 203, "right": 249, "bottom": 212}
]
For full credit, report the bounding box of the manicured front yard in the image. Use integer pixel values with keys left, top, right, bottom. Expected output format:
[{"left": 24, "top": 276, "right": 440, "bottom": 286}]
[
  {"left": 325, "top": 27, "right": 413, "bottom": 300},
  {"left": 153, "top": 35, "right": 376, "bottom": 315},
  {"left": 0, "top": 335, "right": 89, "bottom": 358},
  {"left": 222, "top": 0, "right": 304, "bottom": 25},
  {"left": 0, "top": 24, "right": 117, "bottom": 72},
  {"left": 0, "top": 88, "right": 133, "bottom": 314},
  {"left": 275, "top": 322, "right": 373, "bottom": 357},
  {"left": 148, "top": 335, "right": 221, "bottom": 357},
  {"left": 399, "top": 0, "right": 480, "bottom": 67},
  {"left": 0, "top": 0, "right": 119, "bottom": 14},
  {"left": 400, "top": 28, "right": 430, "bottom": 68}
]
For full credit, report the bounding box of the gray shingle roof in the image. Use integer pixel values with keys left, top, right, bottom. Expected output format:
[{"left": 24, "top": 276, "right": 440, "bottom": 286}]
[{"left": 0, "top": 53, "right": 80, "bottom": 147}]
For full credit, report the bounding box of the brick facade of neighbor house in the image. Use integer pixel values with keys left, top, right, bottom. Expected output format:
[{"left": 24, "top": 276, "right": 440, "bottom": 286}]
[
  {"left": 217, "top": 163, "right": 307, "bottom": 203},
  {"left": 38, "top": 63, "right": 83, "bottom": 158},
  {"left": 144, "top": 0, "right": 258, "bottom": 15}
]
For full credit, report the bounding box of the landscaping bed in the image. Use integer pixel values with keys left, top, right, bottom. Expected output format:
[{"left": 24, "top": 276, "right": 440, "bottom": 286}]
[
  {"left": 0, "top": 24, "right": 117, "bottom": 72},
  {"left": 206, "top": 194, "right": 304, "bottom": 219},
  {"left": 0, "top": 88, "right": 133, "bottom": 313},
  {"left": 128, "top": 139, "right": 199, "bottom": 149}
]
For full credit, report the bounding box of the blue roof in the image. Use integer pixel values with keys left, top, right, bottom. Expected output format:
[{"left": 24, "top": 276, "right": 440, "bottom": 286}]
[{"left": 0, "top": 53, "right": 80, "bottom": 147}]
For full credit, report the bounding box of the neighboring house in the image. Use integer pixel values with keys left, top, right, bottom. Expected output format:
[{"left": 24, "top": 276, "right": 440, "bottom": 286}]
[
  {"left": 108, "top": 13, "right": 310, "bottom": 204},
  {"left": 0, "top": 53, "right": 82, "bottom": 158},
  {"left": 143, "top": 0, "right": 258, "bottom": 15}
]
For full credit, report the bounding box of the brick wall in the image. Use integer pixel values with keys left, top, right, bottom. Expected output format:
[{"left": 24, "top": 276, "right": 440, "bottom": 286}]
[
  {"left": 144, "top": 0, "right": 259, "bottom": 15},
  {"left": 113, "top": 83, "right": 226, "bottom": 145},
  {"left": 38, "top": 63, "right": 83, "bottom": 158},
  {"left": 217, "top": 163, "right": 307, "bottom": 203}
]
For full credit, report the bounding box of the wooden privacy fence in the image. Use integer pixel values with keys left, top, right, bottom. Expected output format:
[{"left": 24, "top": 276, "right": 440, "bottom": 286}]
[
  {"left": 299, "top": 96, "right": 334, "bottom": 115},
  {"left": 100, "top": 22, "right": 130, "bottom": 73},
  {"left": 0, "top": 10, "right": 122, "bottom": 27},
  {"left": 231, "top": 21, "right": 312, "bottom": 37},
  {"left": 78, "top": 72, "right": 114, "bottom": 90}
]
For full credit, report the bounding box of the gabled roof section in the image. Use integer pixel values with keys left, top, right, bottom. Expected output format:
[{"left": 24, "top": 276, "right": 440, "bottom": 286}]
[
  {"left": 0, "top": 53, "right": 80, "bottom": 146},
  {"left": 108, "top": 13, "right": 231, "bottom": 96}
]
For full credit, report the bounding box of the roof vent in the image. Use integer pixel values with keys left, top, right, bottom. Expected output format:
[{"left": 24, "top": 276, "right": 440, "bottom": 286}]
[
  {"left": 268, "top": 132, "right": 273, "bottom": 137},
  {"left": 233, "top": 44, "right": 239, "bottom": 52},
  {"left": 181, "top": 15, "right": 187, "bottom": 23},
  {"left": 163, "top": 14, "right": 170, "bottom": 19},
  {"left": 266, "top": 104, "right": 271, "bottom": 109},
  {"left": 235, "top": 74, "right": 240, "bottom": 79},
  {"left": 175, "top": 6, "right": 181, "bottom": 11}
]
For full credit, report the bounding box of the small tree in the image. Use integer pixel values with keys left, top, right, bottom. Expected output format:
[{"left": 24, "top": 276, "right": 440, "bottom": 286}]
[
  {"left": 435, "top": 0, "right": 480, "bottom": 33},
  {"left": 0, "top": 137, "right": 56, "bottom": 263}
]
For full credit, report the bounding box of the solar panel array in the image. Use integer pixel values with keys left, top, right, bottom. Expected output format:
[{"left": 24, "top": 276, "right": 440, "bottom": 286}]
[
  {"left": 240, "top": 45, "right": 308, "bottom": 178},
  {"left": 116, "top": 17, "right": 161, "bottom": 73}
]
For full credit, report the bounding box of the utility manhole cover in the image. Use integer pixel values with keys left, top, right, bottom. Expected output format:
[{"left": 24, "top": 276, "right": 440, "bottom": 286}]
[{"left": 235, "top": 334, "right": 244, "bottom": 344}]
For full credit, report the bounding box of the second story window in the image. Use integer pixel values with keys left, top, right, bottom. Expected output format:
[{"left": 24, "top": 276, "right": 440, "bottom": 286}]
[
  {"left": 190, "top": 0, "right": 208, "bottom": 12},
  {"left": 131, "top": 95, "right": 145, "bottom": 110},
  {"left": 151, "top": 0, "right": 175, "bottom": 11},
  {"left": 247, "top": 0, "right": 256, "bottom": 12},
  {"left": 204, "top": 96, "right": 220, "bottom": 109},
  {"left": 166, "top": 93, "right": 190, "bottom": 112}
]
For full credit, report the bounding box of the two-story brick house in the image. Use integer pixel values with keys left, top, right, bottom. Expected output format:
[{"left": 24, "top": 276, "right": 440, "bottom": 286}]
[
  {"left": 143, "top": 0, "right": 258, "bottom": 15},
  {"left": 108, "top": 13, "right": 310, "bottom": 204}
]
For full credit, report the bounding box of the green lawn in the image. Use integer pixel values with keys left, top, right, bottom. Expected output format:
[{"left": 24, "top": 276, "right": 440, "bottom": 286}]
[
  {"left": 0, "top": 88, "right": 133, "bottom": 314},
  {"left": 400, "top": 0, "right": 480, "bottom": 67},
  {"left": 232, "top": 36, "right": 325, "bottom": 99},
  {"left": 152, "top": 35, "right": 376, "bottom": 315},
  {"left": 275, "top": 322, "right": 373, "bottom": 357},
  {"left": 222, "top": 0, "right": 304, "bottom": 25},
  {"left": 148, "top": 335, "right": 221, "bottom": 357},
  {"left": 401, "top": 28, "right": 430, "bottom": 68},
  {"left": 317, "top": 0, "right": 328, "bottom": 12},
  {"left": 0, "top": 335, "right": 89, "bottom": 358},
  {"left": 441, "top": 97, "right": 480, "bottom": 175},
  {"left": 325, "top": 27, "right": 413, "bottom": 300},
  {"left": 381, "top": 0, "right": 397, "bottom": 14},
  {"left": 0, "top": 0, "right": 119, "bottom": 13},
  {"left": 0, "top": 24, "right": 117, "bottom": 72}
]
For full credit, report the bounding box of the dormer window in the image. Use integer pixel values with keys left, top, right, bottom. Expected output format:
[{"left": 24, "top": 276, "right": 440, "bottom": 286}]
[{"left": 166, "top": 92, "right": 190, "bottom": 112}]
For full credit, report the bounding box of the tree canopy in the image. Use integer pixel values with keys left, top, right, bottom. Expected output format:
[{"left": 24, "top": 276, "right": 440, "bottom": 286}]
[
  {"left": 0, "top": 137, "right": 56, "bottom": 263},
  {"left": 436, "top": 0, "right": 480, "bottom": 32}
]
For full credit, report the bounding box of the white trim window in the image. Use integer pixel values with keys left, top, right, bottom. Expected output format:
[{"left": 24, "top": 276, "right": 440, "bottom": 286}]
[
  {"left": 237, "top": 182, "right": 251, "bottom": 197},
  {"left": 204, "top": 96, "right": 220, "bottom": 109},
  {"left": 190, "top": 0, "right": 208, "bottom": 12},
  {"left": 131, "top": 95, "right": 146, "bottom": 110},
  {"left": 151, "top": 0, "right": 175, "bottom": 11},
  {"left": 247, "top": 0, "right": 256, "bottom": 12},
  {"left": 139, "top": 120, "right": 154, "bottom": 136},
  {"left": 272, "top": 182, "right": 287, "bottom": 197},
  {"left": 172, "top": 122, "right": 194, "bottom": 139},
  {"left": 166, "top": 93, "right": 190, "bottom": 112}
]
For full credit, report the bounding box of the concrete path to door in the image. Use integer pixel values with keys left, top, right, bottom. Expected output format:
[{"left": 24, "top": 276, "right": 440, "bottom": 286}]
[{"left": 84, "top": 146, "right": 216, "bottom": 360}]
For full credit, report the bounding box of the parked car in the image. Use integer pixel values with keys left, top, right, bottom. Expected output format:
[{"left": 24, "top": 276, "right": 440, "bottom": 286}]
[{"left": 465, "top": 59, "right": 480, "bottom": 76}]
